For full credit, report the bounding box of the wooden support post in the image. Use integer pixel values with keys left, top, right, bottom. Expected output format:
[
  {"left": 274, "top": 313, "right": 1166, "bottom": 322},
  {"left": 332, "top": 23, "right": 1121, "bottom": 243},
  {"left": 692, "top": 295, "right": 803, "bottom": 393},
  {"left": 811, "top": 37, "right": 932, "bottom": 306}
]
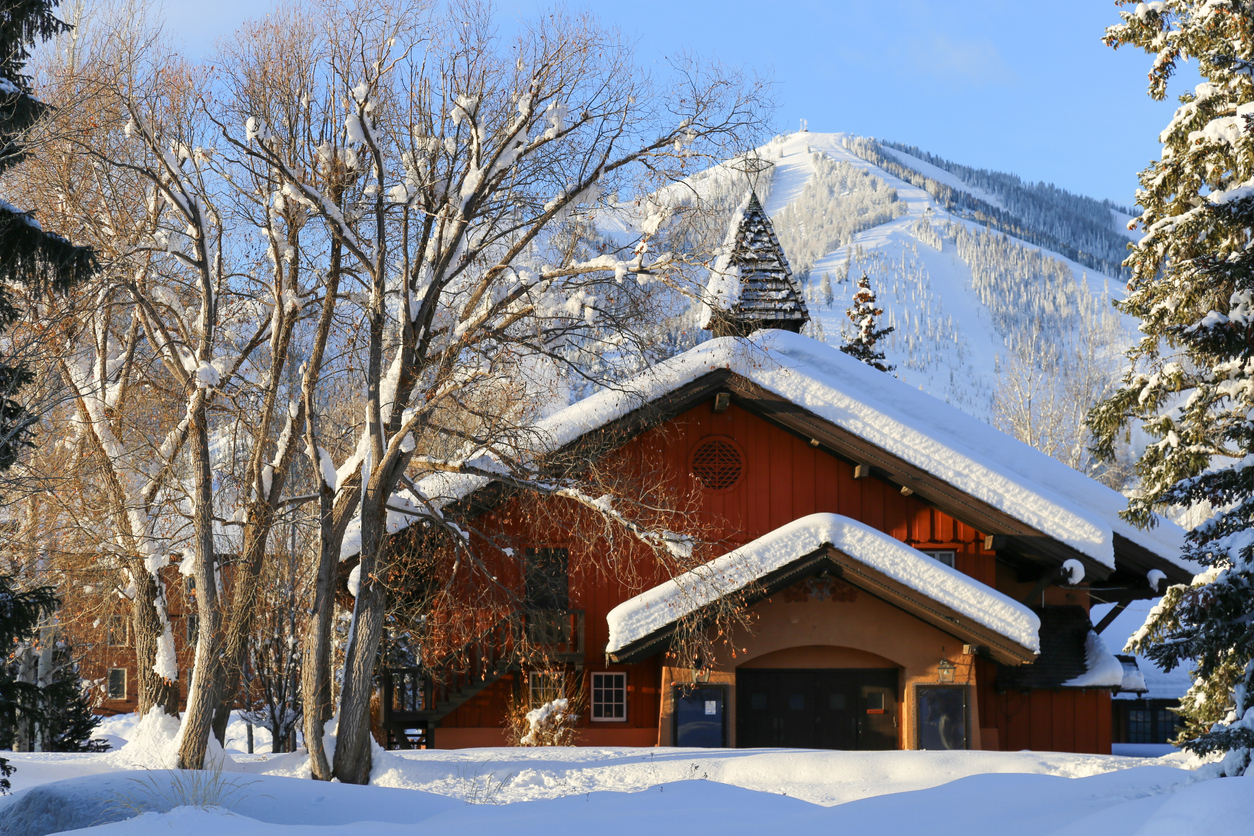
[{"left": 1094, "top": 600, "right": 1130, "bottom": 634}]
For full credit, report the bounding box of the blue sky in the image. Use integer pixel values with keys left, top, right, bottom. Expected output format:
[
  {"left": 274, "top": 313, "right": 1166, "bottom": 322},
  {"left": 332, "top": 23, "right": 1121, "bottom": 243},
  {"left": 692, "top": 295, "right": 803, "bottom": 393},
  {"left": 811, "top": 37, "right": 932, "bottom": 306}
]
[{"left": 157, "top": 0, "right": 1196, "bottom": 206}]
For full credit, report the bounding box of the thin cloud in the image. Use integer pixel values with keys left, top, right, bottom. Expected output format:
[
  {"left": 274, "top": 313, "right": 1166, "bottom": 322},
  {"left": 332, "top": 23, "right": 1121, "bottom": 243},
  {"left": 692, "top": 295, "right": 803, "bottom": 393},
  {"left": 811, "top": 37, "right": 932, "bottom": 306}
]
[{"left": 906, "top": 33, "right": 1019, "bottom": 87}]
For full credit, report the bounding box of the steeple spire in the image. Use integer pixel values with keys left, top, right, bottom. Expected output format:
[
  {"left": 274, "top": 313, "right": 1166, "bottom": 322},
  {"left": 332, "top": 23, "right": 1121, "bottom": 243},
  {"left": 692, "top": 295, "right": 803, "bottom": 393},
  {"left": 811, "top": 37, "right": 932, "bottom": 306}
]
[{"left": 699, "top": 191, "right": 809, "bottom": 339}]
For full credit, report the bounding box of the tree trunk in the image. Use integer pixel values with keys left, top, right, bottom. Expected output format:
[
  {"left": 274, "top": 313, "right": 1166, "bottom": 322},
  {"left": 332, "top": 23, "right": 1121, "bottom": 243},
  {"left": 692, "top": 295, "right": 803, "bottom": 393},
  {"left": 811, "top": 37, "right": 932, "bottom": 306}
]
[
  {"left": 210, "top": 504, "right": 277, "bottom": 745},
  {"left": 302, "top": 483, "right": 359, "bottom": 779},
  {"left": 331, "top": 480, "right": 386, "bottom": 785},
  {"left": 131, "top": 573, "right": 180, "bottom": 717},
  {"left": 299, "top": 238, "right": 347, "bottom": 780},
  {"left": 331, "top": 576, "right": 386, "bottom": 784},
  {"left": 177, "top": 403, "right": 222, "bottom": 769}
]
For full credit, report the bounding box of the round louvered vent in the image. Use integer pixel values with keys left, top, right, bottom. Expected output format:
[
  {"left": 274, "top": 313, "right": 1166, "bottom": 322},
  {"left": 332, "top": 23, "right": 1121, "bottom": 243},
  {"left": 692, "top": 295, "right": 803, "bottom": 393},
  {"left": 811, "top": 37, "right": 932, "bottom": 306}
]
[{"left": 690, "top": 437, "right": 744, "bottom": 491}]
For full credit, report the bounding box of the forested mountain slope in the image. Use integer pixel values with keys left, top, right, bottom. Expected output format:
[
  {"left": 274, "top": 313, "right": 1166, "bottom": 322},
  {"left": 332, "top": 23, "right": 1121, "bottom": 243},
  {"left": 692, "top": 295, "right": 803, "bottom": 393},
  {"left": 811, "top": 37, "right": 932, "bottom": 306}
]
[{"left": 623, "top": 131, "right": 1137, "bottom": 435}]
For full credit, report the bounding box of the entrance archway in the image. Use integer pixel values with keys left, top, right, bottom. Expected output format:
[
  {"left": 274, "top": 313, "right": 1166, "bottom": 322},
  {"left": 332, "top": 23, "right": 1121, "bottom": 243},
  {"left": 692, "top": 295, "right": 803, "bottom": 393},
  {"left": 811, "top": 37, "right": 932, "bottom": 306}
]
[{"left": 735, "top": 646, "right": 901, "bottom": 750}]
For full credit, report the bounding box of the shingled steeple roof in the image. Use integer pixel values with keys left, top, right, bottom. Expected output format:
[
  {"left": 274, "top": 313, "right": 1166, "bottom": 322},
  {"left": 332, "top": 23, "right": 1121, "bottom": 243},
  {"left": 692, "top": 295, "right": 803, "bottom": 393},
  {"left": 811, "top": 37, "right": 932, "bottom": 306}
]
[{"left": 699, "top": 191, "right": 809, "bottom": 338}]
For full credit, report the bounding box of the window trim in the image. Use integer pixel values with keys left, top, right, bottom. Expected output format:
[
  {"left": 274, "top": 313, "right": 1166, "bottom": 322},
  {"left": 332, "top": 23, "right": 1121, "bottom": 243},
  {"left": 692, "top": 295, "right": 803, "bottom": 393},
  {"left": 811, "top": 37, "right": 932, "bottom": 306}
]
[
  {"left": 107, "top": 667, "right": 127, "bottom": 701},
  {"left": 527, "top": 670, "right": 568, "bottom": 709},
  {"left": 590, "top": 671, "right": 628, "bottom": 723}
]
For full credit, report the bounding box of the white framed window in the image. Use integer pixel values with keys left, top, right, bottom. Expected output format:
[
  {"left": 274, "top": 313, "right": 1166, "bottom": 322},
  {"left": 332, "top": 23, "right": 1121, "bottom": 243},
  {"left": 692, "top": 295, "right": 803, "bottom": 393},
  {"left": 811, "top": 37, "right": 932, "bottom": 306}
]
[
  {"left": 591, "top": 672, "right": 627, "bottom": 722},
  {"left": 528, "top": 671, "right": 566, "bottom": 708},
  {"left": 921, "top": 550, "right": 956, "bottom": 569},
  {"left": 107, "top": 668, "right": 127, "bottom": 700}
]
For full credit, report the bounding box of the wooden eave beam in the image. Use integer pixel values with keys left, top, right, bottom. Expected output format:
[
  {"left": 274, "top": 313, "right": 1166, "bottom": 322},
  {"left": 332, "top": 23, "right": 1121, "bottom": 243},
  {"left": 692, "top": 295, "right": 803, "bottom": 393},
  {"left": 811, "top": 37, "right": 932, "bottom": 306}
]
[{"left": 1112, "top": 532, "right": 1193, "bottom": 587}]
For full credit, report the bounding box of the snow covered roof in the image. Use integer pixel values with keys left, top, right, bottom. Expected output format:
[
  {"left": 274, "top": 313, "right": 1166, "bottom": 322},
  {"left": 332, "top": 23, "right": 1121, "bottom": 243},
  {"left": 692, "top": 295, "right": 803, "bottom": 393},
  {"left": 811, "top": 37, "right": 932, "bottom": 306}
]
[
  {"left": 698, "top": 191, "right": 809, "bottom": 337},
  {"left": 605, "top": 513, "right": 1041, "bottom": 660},
  {"left": 418, "top": 330, "right": 1191, "bottom": 578},
  {"left": 1115, "top": 655, "right": 1149, "bottom": 694},
  {"left": 1060, "top": 630, "right": 1125, "bottom": 688}
]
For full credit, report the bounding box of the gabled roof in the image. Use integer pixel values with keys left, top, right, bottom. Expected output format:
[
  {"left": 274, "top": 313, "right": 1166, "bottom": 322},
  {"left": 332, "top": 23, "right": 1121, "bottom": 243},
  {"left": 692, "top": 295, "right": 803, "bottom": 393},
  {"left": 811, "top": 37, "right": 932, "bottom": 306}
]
[
  {"left": 605, "top": 513, "right": 1041, "bottom": 665},
  {"left": 417, "top": 331, "right": 1193, "bottom": 585},
  {"left": 698, "top": 192, "right": 809, "bottom": 337}
]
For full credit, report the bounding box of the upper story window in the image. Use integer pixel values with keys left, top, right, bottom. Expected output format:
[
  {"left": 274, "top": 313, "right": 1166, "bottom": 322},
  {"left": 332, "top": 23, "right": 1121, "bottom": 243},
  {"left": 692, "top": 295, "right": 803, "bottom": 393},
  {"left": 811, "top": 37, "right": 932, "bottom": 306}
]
[{"left": 921, "top": 550, "right": 956, "bottom": 569}]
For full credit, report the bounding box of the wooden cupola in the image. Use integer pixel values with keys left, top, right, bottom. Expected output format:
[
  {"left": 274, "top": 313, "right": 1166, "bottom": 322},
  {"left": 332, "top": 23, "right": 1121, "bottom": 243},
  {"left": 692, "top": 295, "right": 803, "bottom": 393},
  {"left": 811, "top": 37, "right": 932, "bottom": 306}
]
[{"left": 701, "top": 191, "right": 810, "bottom": 338}]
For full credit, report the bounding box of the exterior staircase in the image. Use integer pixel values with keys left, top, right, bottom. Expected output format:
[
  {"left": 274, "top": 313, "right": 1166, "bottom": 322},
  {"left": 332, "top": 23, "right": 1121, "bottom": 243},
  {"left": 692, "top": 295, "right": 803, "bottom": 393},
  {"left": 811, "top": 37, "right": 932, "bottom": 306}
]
[{"left": 380, "top": 609, "right": 585, "bottom": 749}]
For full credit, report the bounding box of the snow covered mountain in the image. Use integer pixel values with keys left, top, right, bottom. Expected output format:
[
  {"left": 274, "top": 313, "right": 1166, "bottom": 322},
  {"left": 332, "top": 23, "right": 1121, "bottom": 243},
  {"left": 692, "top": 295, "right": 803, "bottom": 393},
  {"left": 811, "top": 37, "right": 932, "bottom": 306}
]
[{"left": 623, "top": 131, "right": 1139, "bottom": 426}]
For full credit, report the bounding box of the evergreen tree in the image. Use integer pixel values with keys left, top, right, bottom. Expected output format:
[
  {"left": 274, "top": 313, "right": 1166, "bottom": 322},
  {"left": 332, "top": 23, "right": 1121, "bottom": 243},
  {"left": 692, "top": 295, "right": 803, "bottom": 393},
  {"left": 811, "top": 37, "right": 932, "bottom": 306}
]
[
  {"left": 0, "top": 574, "right": 56, "bottom": 792},
  {"left": 0, "top": 0, "right": 95, "bottom": 469},
  {"left": 819, "top": 272, "right": 834, "bottom": 307},
  {"left": 840, "top": 274, "right": 894, "bottom": 373},
  {"left": 1089, "top": 0, "right": 1254, "bottom": 776},
  {"left": 0, "top": 3, "right": 100, "bottom": 788}
]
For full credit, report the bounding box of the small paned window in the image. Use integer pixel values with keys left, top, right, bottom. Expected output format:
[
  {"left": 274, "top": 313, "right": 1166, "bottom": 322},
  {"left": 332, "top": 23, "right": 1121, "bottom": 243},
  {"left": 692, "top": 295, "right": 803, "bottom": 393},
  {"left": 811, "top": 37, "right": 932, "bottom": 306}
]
[
  {"left": 1154, "top": 707, "right": 1181, "bottom": 743},
  {"left": 107, "top": 668, "right": 127, "bottom": 700},
  {"left": 186, "top": 613, "right": 198, "bottom": 643},
  {"left": 107, "top": 616, "right": 128, "bottom": 646},
  {"left": 921, "top": 550, "right": 956, "bottom": 569},
  {"left": 529, "top": 671, "right": 567, "bottom": 708},
  {"left": 1127, "top": 704, "right": 1181, "bottom": 744},
  {"left": 591, "top": 672, "right": 627, "bottom": 722}
]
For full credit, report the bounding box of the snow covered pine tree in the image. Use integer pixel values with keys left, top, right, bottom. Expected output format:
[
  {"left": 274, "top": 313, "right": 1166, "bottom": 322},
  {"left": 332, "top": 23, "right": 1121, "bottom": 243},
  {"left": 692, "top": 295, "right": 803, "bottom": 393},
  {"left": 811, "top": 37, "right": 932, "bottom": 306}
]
[
  {"left": 1089, "top": 0, "right": 1254, "bottom": 776},
  {"left": 839, "top": 274, "right": 894, "bottom": 373},
  {"left": 0, "top": 0, "right": 94, "bottom": 470}
]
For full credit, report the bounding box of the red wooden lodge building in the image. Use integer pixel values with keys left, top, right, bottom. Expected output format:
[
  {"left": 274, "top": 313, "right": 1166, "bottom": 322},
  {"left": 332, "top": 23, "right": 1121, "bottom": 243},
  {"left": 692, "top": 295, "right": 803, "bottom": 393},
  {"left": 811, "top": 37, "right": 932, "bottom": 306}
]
[{"left": 371, "top": 193, "right": 1192, "bottom": 754}]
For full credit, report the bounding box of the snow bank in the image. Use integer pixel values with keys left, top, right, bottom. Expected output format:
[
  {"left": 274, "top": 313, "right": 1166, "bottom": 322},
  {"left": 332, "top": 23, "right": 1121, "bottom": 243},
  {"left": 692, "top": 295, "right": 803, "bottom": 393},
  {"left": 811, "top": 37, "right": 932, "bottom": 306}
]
[
  {"left": 102, "top": 707, "right": 239, "bottom": 772},
  {"left": 416, "top": 331, "right": 1190, "bottom": 575},
  {"left": 605, "top": 513, "right": 1040, "bottom": 654},
  {"left": 0, "top": 746, "right": 1213, "bottom": 836}
]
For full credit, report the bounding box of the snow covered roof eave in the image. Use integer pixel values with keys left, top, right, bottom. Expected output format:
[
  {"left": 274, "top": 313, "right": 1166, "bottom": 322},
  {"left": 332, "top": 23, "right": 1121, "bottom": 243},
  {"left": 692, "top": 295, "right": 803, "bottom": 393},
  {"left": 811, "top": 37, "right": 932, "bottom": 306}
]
[
  {"left": 412, "top": 331, "right": 1194, "bottom": 585},
  {"left": 606, "top": 514, "right": 1041, "bottom": 666}
]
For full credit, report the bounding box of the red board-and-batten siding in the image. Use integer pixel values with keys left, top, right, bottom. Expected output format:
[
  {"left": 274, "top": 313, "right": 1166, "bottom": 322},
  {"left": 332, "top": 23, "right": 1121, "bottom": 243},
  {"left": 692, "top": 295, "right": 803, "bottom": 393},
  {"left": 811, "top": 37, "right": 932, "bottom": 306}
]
[{"left": 436, "top": 400, "right": 1111, "bottom": 753}]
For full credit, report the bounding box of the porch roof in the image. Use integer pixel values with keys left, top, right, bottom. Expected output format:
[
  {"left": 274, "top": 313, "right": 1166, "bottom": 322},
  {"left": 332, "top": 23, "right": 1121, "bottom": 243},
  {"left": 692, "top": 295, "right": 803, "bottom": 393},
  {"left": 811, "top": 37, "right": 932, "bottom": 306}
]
[{"left": 605, "top": 513, "right": 1042, "bottom": 666}]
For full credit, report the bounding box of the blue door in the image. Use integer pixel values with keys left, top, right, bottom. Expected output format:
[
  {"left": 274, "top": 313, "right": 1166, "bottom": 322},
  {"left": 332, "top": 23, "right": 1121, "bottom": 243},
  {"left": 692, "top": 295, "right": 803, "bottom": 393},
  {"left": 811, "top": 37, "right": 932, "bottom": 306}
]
[{"left": 673, "top": 685, "right": 727, "bottom": 747}]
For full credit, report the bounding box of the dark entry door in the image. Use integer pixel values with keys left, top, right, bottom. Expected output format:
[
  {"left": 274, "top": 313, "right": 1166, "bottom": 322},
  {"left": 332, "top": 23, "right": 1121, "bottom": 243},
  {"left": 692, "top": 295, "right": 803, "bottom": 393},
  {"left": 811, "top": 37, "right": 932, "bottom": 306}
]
[
  {"left": 736, "top": 668, "right": 899, "bottom": 750},
  {"left": 673, "top": 685, "right": 728, "bottom": 747}
]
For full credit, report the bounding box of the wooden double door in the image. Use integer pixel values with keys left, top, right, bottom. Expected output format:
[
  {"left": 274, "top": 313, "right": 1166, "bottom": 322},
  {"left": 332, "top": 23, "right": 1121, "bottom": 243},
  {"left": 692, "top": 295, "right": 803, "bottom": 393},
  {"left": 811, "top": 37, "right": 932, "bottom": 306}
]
[{"left": 736, "top": 668, "right": 899, "bottom": 750}]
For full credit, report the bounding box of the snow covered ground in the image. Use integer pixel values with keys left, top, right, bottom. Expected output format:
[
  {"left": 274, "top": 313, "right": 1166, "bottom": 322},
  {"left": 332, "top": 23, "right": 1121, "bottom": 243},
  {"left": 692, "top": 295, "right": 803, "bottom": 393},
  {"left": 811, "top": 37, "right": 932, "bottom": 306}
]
[{"left": 1, "top": 713, "right": 1249, "bottom": 835}]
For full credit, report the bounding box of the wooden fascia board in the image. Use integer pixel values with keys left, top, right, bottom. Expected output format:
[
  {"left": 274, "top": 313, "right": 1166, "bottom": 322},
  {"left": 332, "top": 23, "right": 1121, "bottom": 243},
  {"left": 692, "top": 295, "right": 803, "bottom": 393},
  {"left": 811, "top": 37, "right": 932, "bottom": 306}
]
[
  {"left": 1112, "top": 533, "right": 1193, "bottom": 587},
  {"left": 607, "top": 545, "right": 1037, "bottom": 667},
  {"left": 725, "top": 375, "right": 1115, "bottom": 582}
]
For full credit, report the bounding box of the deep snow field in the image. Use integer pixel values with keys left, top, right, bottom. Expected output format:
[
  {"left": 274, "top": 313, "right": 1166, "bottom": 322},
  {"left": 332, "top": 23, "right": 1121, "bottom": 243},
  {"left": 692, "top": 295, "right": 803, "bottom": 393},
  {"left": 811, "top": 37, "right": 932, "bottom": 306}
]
[{"left": 1, "top": 712, "right": 1250, "bottom": 835}]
